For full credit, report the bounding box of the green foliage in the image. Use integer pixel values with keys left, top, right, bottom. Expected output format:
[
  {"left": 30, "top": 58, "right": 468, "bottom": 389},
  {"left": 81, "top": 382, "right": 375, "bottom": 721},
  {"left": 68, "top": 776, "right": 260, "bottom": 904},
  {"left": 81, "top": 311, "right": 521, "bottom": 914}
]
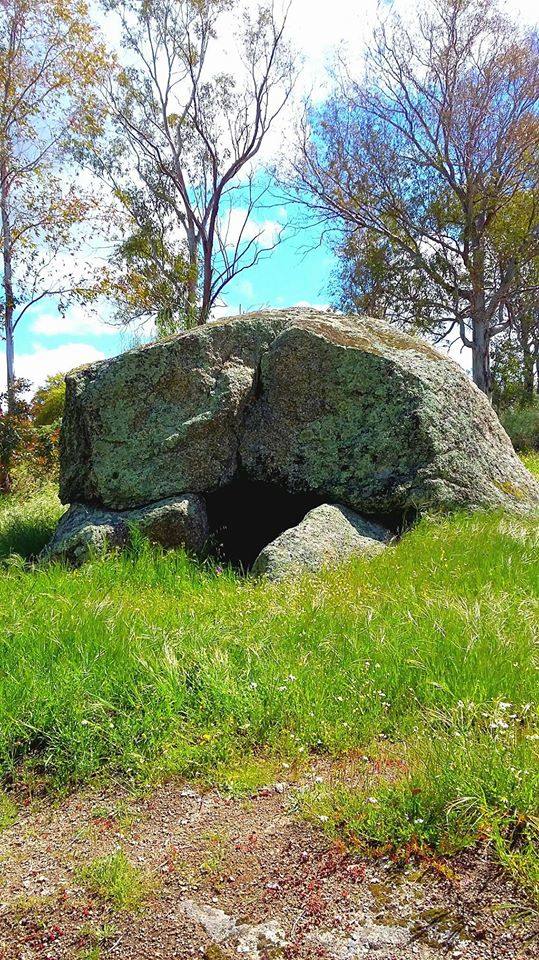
[
  {"left": 0, "top": 380, "right": 61, "bottom": 495},
  {"left": 109, "top": 220, "right": 190, "bottom": 336},
  {"left": 31, "top": 374, "right": 66, "bottom": 426},
  {"left": 501, "top": 402, "right": 539, "bottom": 452},
  {"left": 0, "top": 484, "right": 64, "bottom": 559},
  {"left": 77, "top": 850, "right": 154, "bottom": 911}
]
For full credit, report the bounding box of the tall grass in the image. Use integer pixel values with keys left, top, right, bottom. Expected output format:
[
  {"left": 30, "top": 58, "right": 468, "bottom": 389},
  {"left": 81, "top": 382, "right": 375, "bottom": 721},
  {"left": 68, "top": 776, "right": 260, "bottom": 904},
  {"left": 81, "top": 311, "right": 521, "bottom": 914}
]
[
  {"left": 0, "top": 465, "right": 538, "bottom": 898},
  {"left": 0, "top": 483, "right": 64, "bottom": 560}
]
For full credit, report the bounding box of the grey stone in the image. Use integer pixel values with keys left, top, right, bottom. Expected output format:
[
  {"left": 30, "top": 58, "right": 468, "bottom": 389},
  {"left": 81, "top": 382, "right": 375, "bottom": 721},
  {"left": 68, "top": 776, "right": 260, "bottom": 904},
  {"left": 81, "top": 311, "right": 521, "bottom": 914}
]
[
  {"left": 60, "top": 317, "right": 287, "bottom": 510},
  {"left": 42, "top": 495, "right": 208, "bottom": 564},
  {"left": 239, "top": 312, "right": 539, "bottom": 516},
  {"left": 58, "top": 309, "right": 539, "bottom": 521},
  {"left": 180, "top": 899, "right": 286, "bottom": 959},
  {"left": 252, "top": 504, "right": 390, "bottom": 580}
]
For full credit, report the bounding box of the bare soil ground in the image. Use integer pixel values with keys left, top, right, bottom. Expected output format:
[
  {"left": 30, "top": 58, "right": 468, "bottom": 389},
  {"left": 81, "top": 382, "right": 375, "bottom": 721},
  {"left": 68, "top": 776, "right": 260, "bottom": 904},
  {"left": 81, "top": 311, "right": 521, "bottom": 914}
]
[{"left": 0, "top": 767, "right": 536, "bottom": 960}]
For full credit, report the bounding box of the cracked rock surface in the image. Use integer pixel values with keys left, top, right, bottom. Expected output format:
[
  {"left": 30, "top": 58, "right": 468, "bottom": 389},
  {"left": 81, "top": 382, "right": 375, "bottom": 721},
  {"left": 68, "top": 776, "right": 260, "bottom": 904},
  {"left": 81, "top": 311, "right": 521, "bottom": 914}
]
[{"left": 58, "top": 309, "right": 539, "bottom": 518}]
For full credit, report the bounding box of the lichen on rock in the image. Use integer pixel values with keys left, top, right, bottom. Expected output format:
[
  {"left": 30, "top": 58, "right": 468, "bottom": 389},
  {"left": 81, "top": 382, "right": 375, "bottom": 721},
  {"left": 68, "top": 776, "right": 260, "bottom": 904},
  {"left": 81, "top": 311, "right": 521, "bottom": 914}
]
[
  {"left": 42, "top": 495, "right": 208, "bottom": 565},
  {"left": 252, "top": 504, "right": 390, "bottom": 581},
  {"left": 50, "top": 307, "right": 539, "bottom": 569}
]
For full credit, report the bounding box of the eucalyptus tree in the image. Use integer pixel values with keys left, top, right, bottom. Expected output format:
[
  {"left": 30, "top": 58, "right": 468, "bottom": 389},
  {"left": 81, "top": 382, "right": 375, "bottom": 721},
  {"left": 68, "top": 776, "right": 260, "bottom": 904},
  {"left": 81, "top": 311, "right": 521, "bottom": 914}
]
[
  {"left": 292, "top": 0, "right": 539, "bottom": 396},
  {"left": 0, "top": 0, "right": 110, "bottom": 404},
  {"left": 101, "top": 0, "right": 296, "bottom": 329}
]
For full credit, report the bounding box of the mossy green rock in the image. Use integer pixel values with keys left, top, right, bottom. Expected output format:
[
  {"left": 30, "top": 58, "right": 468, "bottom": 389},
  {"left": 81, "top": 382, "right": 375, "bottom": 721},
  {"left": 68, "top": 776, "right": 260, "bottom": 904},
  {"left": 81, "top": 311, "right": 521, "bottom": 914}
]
[
  {"left": 43, "top": 495, "right": 208, "bottom": 565},
  {"left": 60, "top": 308, "right": 539, "bottom": 517}
]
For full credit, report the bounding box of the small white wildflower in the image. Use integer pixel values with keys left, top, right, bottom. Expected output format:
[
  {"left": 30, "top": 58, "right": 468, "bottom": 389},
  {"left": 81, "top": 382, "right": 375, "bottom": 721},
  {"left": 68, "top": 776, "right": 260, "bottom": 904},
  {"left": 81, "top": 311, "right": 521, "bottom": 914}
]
[
  {"left": 249, "top": 681, "right": 258, "bottom": 689},
  {"left": 366, "top": 796, "right": 379, "bottom": 804}
]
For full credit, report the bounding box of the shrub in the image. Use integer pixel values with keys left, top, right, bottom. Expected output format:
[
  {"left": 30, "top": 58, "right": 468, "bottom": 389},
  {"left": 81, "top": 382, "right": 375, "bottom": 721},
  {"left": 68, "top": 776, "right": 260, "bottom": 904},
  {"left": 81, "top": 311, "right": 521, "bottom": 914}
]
[
  {"left": 501, "top": 401, "right": 539, "bottom": 452},
  {"left": 0, "top": 380, "right": 61, "bottom": 495}
]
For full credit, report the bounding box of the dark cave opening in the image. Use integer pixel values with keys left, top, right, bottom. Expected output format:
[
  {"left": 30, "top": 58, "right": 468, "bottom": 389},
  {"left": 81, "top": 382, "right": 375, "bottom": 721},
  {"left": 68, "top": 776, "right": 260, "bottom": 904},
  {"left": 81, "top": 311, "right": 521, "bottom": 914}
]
[{"left": 205, "top": 477, "right": 325, "bottom": 570}]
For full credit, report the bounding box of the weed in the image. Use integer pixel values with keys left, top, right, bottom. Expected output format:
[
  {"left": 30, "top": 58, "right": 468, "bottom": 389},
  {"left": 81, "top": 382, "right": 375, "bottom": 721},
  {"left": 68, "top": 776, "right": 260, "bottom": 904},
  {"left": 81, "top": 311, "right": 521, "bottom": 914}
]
[
  {"left": 0, "top": 791, "right": 16, "bottom": 831},
  {"left": 77, "top": 949, "right": 102, "bottom": 960},
  {"left": 79, "top": 921, "right": 118, "bottom": 944},
  {"left": 77, "top": 850, "right": 155, "bottom": 911}
]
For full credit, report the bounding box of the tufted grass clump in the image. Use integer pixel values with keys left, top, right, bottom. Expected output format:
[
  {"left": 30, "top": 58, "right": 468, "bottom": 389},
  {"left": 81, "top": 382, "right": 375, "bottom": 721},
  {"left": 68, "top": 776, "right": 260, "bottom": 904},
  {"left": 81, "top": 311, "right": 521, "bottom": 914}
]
[
  {"left": 0, "top": 456, "right": 537, "bottom": 899},
  {"left": 77, "top": 850, "right": 155, "bottom": 911}
]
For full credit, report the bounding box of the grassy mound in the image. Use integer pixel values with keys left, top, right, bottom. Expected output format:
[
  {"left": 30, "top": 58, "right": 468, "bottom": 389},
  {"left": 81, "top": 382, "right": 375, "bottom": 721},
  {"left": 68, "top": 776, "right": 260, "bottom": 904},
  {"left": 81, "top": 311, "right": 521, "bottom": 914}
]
[{"left": 0, "top": 461, "right": 538, "bottom": 900}]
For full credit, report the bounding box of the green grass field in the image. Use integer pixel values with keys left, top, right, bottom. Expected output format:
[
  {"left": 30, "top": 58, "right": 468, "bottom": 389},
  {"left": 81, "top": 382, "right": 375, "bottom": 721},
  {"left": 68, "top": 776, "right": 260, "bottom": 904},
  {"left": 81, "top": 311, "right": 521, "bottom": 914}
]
[{"left": 0, "top": 458, "right": 538, "bottom": 902}]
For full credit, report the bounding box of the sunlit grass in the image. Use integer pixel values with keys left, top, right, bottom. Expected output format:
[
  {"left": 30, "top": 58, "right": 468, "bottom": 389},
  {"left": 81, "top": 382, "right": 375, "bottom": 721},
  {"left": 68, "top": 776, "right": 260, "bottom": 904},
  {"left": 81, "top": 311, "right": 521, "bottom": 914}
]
[
  {"left": 0, "top": 791, "right": 17, "bottom": 832},
  {"left": 0, "top": 483, "right": 64, "bottom": 560},
  {"left": 77, "top": 850, "right": 155, "bottom": 911},
  {"left": 521, "top": 451, "right": 539, "bottom": 476},
  {"left": 0, "top": 455, "right": 537, "bottom": 898}
]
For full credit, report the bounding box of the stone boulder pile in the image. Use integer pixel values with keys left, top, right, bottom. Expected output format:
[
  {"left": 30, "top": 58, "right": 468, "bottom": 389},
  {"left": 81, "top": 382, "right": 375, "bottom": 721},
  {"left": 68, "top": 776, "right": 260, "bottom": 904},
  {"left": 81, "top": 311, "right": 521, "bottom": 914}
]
[{"left": 44, "top": 308, "right": 539, "bottom": 578}]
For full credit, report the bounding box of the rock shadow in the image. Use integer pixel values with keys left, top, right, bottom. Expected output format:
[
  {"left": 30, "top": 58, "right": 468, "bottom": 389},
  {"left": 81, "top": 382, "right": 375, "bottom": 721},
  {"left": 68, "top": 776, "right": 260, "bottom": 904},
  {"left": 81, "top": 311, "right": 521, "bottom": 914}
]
[{"left": 205, "top": 477, "right": 324, "bottom": 570}]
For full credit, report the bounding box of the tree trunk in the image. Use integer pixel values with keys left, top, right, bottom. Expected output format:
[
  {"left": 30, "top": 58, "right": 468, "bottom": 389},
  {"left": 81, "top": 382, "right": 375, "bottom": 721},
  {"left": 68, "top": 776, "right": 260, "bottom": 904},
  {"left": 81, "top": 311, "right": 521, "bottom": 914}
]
[
  {"left": 469, "top": 235, "right": 492, "bottom": 399},
  {"left": 1, "top": 162, "right": 16, "bottom": 408},
  {"left": 471, "top": 314, "right": 491, "bottom": 398},
  {"left": 200, "top": 235, "right": 213, "bottom": 324},
  {"left": 185, "top": 233, "right": 199, "bottom": 329},
  {"left": 521, "top": 322, "right": 535, "bottom": 399}
]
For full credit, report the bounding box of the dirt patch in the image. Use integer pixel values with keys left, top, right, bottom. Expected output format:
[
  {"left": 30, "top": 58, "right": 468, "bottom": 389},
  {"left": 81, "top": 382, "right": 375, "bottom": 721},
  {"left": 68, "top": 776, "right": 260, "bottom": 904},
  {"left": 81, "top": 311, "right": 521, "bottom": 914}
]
[{"left": 0, "top": 770, "right": 535, "bottom": 959}]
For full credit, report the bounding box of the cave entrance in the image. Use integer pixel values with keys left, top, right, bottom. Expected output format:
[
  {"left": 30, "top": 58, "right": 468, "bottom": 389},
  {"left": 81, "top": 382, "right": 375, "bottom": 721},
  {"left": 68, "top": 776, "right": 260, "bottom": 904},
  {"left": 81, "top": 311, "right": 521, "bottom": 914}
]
[{"left": 205, "top": 477, "right": 324, "bottom": 570}]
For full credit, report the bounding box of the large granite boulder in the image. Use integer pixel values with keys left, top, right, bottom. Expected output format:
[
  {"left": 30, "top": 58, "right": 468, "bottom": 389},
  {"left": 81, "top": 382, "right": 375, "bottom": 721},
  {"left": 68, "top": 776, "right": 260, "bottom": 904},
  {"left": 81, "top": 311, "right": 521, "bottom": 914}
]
[
  {"left": 59, "top": 309, "right": 539, "bottom": 525},
  {"left": 60, "top": 318, "right": 283, "bottom": 510},
  {"left": 252, "top": 504, "right": 390, "bottom": 581},
  {"left": 42, "top": 495, "right": 208, "bottom": 565}
]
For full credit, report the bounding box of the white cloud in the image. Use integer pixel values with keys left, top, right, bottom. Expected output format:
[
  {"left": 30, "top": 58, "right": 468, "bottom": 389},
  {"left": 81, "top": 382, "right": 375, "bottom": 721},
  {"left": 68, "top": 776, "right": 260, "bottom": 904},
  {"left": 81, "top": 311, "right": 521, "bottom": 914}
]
[
  {"left": 1, "top": 343, "right": 106, "bottom": 392},
  {"left": 31, "top": 304, "right": 117, "bottom": 339},
  {"left": 221, "top": 207, "right": 284, "bottom": 249}
]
